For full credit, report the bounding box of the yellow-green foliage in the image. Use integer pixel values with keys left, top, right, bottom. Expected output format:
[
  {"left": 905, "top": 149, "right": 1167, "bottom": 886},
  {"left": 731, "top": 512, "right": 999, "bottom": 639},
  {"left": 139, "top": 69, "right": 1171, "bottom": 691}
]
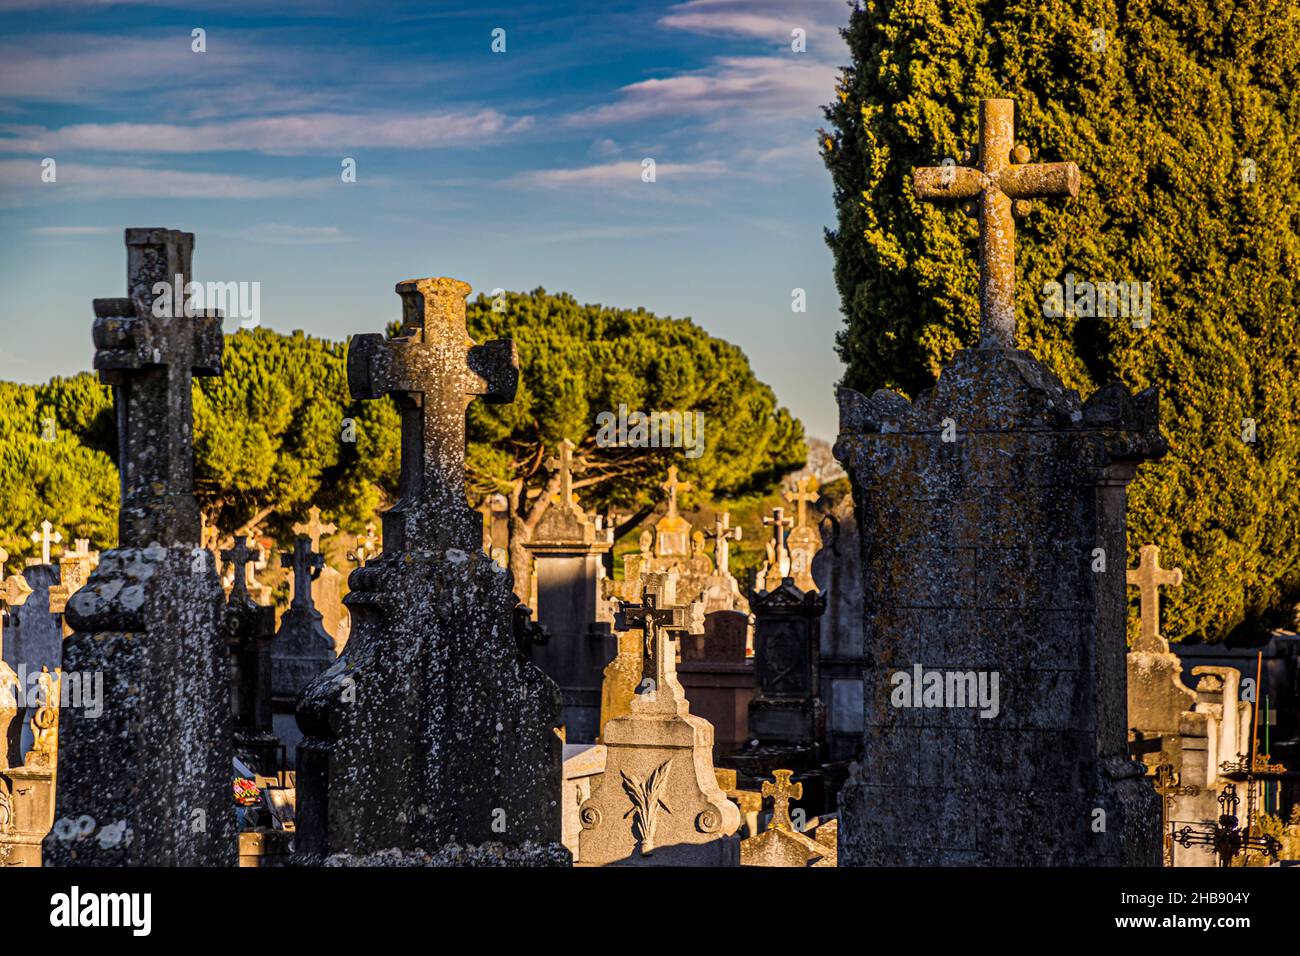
[{"left": 822, "top": 0, "right": 1300, "bottom": 642}]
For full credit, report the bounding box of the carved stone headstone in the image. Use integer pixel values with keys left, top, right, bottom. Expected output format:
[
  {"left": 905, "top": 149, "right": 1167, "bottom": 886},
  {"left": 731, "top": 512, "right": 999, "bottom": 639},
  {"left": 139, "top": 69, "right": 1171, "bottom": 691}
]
[
  {"left": 293, "top": 507, "right": 349, "bottom": 654},
  {"left": 578, "top": 571, "right": 740, "bottom": 865},
  {"left": 295, "top": 277, "right": 566, "bottom": 864},
  {"left": 783, "top": 477, "right": 823, "bottom": 592},
  {"left": 46, "top": 227, "right": 233, "bottom": 866},
  {"left": 701, "top": 511, "right": 745, "bottom": 613},
  {"left": 836, "top": 100, "right": 1160, "bottom": 866},
  {"left": 811, "top": 493, "right": 865, "bottom": 766},
  {"left": 7, "top": 564, "right": 60, "bottom": 760},
  {"left": 272, "top": 536, "right": 335, "bottom": 768},
  {"left": 224, "top": 536, "right": 280, "bottom": 775},
  {"left": 525, "top": 439, "right": 615, "bottom": 744}
]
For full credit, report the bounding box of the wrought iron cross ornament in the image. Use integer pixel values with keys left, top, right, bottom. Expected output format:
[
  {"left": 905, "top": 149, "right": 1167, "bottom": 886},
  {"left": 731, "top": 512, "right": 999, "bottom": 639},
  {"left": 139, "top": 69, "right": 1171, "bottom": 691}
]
[{"left": 913, "top": 99, "right": 1080, "bottom": 348}]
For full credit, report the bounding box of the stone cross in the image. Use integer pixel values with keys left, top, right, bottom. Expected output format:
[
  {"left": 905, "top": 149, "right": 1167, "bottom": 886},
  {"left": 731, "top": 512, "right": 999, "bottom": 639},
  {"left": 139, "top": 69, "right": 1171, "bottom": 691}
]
[
  {"left": 545, "top": 438, "right": 586, "bottom": 509},
  {"left": 1126, "top": 544, "right": 1182, "bottom": 652},
  {"left": 660, "top": 465, "right": 691, "bottom": 520},
  {"left": 92, "top": 228, "right": 223, "bottom": 547},
  {"left": 710, "top": 512, "right": 742, "bottom": 576},
  {"left": 913, "top": 98, "right": 1081, "bottom": 348},
  {"left": 293, "top": 506, "right": 337, "bottom": 553},
  {"left": 763, "top": 507, "right": 793, "bottom": 561},
  {"left": 762, "top": 769, "right": 803, "bottom": 831},
  {"left": 221, "top": 536, "right": 258, "bottom": 605},
  {"left": 29, "top": 520, "right": 63, "bottom": 565},
  {"left": 349, "top": 521, "right": 380, "bottom": 568},
  {"left": 616, "top": 572, "right": 701, "bottom": 702},
  {"left": 784, "top": 477, "right": 820, "bottom": 530},
  {"left": 348, "top": 278, "right": 518, "bottom": 554},
  {"left": 283, "top": 536, "right": 325, "bottom": 611}
]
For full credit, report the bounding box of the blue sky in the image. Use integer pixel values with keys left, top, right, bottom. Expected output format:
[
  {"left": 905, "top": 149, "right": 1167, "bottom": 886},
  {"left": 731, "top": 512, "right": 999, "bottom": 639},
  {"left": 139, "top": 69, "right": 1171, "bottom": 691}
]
[{"left": 0, "top": 0, "right": 852, "bottom": 439}]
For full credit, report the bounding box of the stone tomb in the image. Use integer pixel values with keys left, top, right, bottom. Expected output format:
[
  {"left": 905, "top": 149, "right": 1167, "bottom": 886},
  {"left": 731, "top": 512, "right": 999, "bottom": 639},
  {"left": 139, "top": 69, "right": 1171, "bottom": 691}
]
[
  {"left": 835, "top": 100, "right": 1160, "bottom": 866},
  {"left": 295, "top": 277, "right": 565, "bottom": 865},
  {"left": 578, "top": 571, "right": 740, "bottom": 865},
  {"left": 524, "top": 439, "right": 615, "bottom": 744},
  {"left": 46, "top": 227, "right": 234, "bottom": 866}
]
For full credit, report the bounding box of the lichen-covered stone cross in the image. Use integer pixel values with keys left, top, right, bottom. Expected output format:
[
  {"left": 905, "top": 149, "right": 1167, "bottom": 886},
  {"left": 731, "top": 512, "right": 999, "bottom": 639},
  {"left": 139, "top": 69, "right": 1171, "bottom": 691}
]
[
  {"left": 348, "top": 278, "right": 518, "bottom": 554},
  {"left": 913, "top": 98, "right": 1080, "bottom": 348},
  {"left": 762, "top": 769, "right": 803, "bottom": 831},
  {"left": 660, "top": 465, "right": 691, "bottom": 520},
  {"left": 92, "top": 228, "right": 224, "bottom": 548},
  {"left": 293, "top": 506, "right": 337, "bottom": 553},
  {"left": 545, "top": 438, "right": 585, "bottom": 509},
  {"left": 283, "top": 536, "right": 325, "bottom": 611}
]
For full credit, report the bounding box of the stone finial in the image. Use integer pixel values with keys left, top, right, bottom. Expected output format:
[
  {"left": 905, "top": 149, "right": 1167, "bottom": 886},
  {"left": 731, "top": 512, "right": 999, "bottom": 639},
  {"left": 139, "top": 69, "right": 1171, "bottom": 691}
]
[
  {"left": 92, "top": 228, "right": 223, "bottom": 547},
  {"left": 283, "top": 536, "right": 325, "bottom": 611},
  {"left": 913, "top": 98, "right": 1081, "bottom": 348},
  {"left": 761, "top": 769, "right": 803, "bottom": 831},
  {"left": 293, "top": 506, "right": 337, "bottom": 553},
  {"left": 783, "top": 477, "right": 820, "bottom": 530},
  {"left": 29, "top": 520, "right": 63, "bottom": 566},
  {"left": 348, "top": 277, "right": 518, "bottom": 555},
  {"left": 1126, "top": 544, "right": 1182, "bottom": 652}
]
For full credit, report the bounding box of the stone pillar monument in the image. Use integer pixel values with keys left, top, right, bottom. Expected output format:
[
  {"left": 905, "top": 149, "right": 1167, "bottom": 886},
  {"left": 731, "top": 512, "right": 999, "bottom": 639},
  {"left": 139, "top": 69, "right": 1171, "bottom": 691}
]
[
  {"left": 524, "top": 439, "right": 614, "bottom": 744},
  {"left": 835, "top": 100, "right": 1161, "bottom": 866},
  {"left": 46, "top": 227, "right": 234, "bottom": 866},
  {"left": 295, "top": 277, "right": 566, "bottom": 865}
]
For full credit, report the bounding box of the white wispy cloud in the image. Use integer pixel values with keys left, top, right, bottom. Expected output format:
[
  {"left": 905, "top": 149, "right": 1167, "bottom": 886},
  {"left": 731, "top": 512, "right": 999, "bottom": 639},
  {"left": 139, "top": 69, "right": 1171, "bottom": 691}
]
[
  {"left": 0, "top": 159, "right": 329, "bottom": 203},
  {"left": 512, "top": 159, "right": 727, "bottom": 189},
  {"left": 239, "top": 223, "right": 350, "bottom": 244},
  {"left": 0, "top": 110, "right": 531, "bottom": 155},
  {"left": 658, "top": 0, "right": 848, "bottom": 45},
  {"left": 28, "top": 225, "right": 114, "bottom": 235}
]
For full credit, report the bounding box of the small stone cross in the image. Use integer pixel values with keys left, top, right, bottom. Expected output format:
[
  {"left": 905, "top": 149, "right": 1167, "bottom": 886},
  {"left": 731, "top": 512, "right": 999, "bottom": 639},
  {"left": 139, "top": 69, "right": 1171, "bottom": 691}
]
[
  {"left": 709, "top": 511, "right": 742, "bottom": 576},
  {"left": 616, "top": 572, "right": 702, "bottom": 699},
  {"left": 660, "top": 466, "right": 691, "bottom": 520},
  {"left": 913, "top": 99, "right": 1081, "bottom": 348},
  {"left": 762, "top": 769, "right": 802, "bottom": 831},
  {"left": 222, "top": 536, "right": 258, "bottom": 604},
  {"left": 763, "top": 507, "right": 793, "bottom": 558},
  {"left": 545, "top": 438, "right": 586, "bottom": 510},
  {"left": 283, "top": 536, "right": 325, "bottom": 611},
  {"left": 30, "top": 520, "right": 63, "bottom": 565},
  {"left": 1126, "top": 544, "right": 1182, "bottom": 652},
  {"left": 293, "top": 506, "right": 337, "bottom": 553},
  {"left": 783, "top": 477, "right": 820, "bottom": 530}
]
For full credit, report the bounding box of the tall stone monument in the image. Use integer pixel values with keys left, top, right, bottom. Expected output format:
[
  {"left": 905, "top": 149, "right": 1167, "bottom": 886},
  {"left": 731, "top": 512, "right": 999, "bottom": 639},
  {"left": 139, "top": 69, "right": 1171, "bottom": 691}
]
[
  {"left": 295, "top": 277, "right": 566, "bottom": 864},
  {"left": 272, "top": 535, "right": 336, "bottom": 766},
  {"left": 524, "top": 439, "right": 615, "bottom": 744},
  {"left": 835, "top": 100, "right": 1161, "bottom": 866},
  {"left": 46, "top": 227, "right": 234, "bottom": 866},
  {"left": 293, "top": 506, "right": 349, "bottom": 654},
  {"left": 578, "top": 571, "right": 740, "bottom": 865},
  {"left": 224, "top": 536, "right": 280, "bottom": 775}
]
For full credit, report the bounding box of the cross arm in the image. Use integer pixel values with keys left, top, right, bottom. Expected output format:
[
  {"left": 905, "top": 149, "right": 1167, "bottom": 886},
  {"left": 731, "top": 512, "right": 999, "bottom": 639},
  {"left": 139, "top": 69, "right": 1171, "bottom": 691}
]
[
  {"left": 467, "top": 339, "right": 519, "bottom": 404},
  {"left": 997, "top": 162, "right": 1080, "bottom": 199},
  {"left": 912, "top": 165, "right": 985, "bottom": 201},
  {"left": 347, "top": 332, "right": 399, "bottom": 400},
  {"left": 92, "top": 298, "right": 223, "bottom": 377}
]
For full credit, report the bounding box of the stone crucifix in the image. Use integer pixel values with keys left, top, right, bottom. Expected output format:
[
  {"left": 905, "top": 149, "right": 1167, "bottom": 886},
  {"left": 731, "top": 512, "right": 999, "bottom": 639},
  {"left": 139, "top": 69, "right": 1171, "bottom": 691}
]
[
  {"left": 913, "top": 99, "right": 1081, "bottom": 348},
  {"left": 762, "top": 769, "right": 803, "bottom": 832},
  {"left": 348, "top": 278, "right": 518, "bottom": 554},
  {"left": 293, "top": 506, "right": 337, "bottom": 553},
  {"left": 283, "top": 536, "right": 325, "bottom": 611},
  {"left": 660, "top": 465, "right": 691, "bottom": 520},
  {"left": 710, "top": 511, "right": 742, "bottom": 576},
  {"left": 1126, "top": 544, "right": 1182, "bottom": 652},
  {"left": 222, "top": 535, "right": 259, "bottom": 606},
  {"left": 93, "top": 228, "right": 223, "bottom": 548},
  {"left": 545, "top": 438, "right": 586, "bottom": 510},
  {"left": 29, "top": 520, "right": 63, "bottom": 565},
  {"left": 783, "top": 477, "right": 820, "bottom": 530},
  {"left": 615, "top": 572, "right": 702, "bottom": 711},
  {"left": 763, "top": 507, "right": 793, "bottom": 563}
]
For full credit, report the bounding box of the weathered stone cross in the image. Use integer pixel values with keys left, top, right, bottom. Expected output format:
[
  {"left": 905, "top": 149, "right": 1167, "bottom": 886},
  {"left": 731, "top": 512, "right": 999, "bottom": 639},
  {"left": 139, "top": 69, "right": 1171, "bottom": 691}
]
[
  {"left": 763, "top": 507, "right": 793, "bottom": 560},
  {"left": 783, "top": 477, "right": 820, "bottom": 530},
  {"left": 93, "top": 228, "right": 223, "bottom": 547},
  {"left": 348, "top": 278, "right": 518, "bottom": 554},
  {"left": 660, "top": 465, "right": 691, "bottom": 520},
  {"left": 29, "top": 520, "right": 63, "bottom": 565},
  {"left": 913, "top": 99, "right": 1080, "bottom": 348},
  {"left": 284, "top": 536, "right": 325, "bottom": 611},
  {"left": 221, "top": 535, "right": 258, "bottom": 605},
  {"left": 762, "top": 769, "right": 803, "bottom": 831},
  {"left": 1126, "top": 544, "right": 1182, "bottom": 652},
  {"left": 545, "top": 438, "right": 586, "bottom": 509},
  {"left": 293, "top": 506, "right": 337, "bottom": 553},
  {"left": 710, "top": 511, "right": 742, "bottom": 576}
]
